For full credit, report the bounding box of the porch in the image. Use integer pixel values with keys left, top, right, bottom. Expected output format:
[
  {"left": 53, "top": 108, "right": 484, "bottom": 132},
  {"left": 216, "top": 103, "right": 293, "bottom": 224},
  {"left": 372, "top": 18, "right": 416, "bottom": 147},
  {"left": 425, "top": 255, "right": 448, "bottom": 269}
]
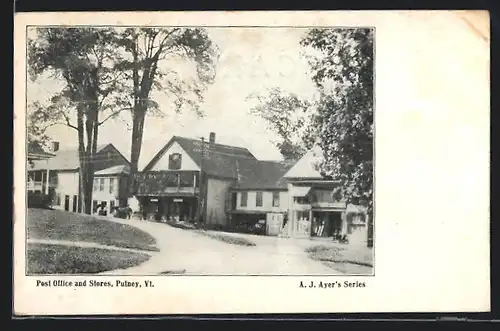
[
  {"left": 139, "top": 196, "right": 199, "bottom": 223},
  {"left": 27, "top": 169, "right": 57, "bottom": 193}
]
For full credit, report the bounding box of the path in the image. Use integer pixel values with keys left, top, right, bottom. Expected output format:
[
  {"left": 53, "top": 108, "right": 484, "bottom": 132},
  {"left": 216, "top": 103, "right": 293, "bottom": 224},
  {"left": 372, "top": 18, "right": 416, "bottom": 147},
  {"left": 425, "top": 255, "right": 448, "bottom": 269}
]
[
  {"left": 100, "top": 218, "right": 342, "bottom": 276},
  {"left": 27, "top": 238, "right": 157, "bottom": 256}
]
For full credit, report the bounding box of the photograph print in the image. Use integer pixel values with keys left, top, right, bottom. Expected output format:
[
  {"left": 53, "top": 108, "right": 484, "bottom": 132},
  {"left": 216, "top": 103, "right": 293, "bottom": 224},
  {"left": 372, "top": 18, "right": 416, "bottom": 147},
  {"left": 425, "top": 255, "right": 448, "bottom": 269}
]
[{"left": 25, "top": 26, "right": 374, "bottom": 276}]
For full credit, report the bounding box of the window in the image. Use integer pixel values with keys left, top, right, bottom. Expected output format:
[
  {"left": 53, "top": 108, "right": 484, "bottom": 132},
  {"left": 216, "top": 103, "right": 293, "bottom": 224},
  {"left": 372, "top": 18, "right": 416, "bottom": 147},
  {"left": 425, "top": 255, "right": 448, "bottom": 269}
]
[
  {"left": 109, "top": 178, "right": 115, "bottom": 194},
  {"left": 293, "top": 196, "right": 310, "bottom": 204},
  {"left": 168, "top": 153, "right": 182, "bottom": 170},
  {"left": 99, "top": 178, "right": 105, "bottom": 192},
  {"left": 256, "top": 192, "right": 263, "bottom": 207},
  {"left": 110, "top": 200, "right": 115, "bottom": 212},
  {"left": 72, "top": 195, "right": 78, "bottom": 212},
  {"left": 93, "top": 178, "right": 99, "bottom": 191},
  {"left": 272, "top": 192, "right": 280, "bottom": 207},
  {"left": 240, "top": 192, "right": 248, "bottom": 207}
]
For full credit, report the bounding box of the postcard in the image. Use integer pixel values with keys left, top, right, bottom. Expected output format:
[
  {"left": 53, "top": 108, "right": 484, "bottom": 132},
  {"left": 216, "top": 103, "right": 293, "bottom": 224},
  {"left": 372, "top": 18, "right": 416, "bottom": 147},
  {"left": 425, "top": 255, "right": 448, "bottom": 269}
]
[{"left": 13, "top": 10, "right": 490, "bottom": 315}]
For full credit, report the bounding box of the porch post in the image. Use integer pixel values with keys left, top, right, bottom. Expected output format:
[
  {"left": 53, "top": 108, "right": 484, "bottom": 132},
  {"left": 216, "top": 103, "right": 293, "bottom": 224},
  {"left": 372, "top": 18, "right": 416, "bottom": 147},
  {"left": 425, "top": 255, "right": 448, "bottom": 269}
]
[
  {"left": 341, "top": 211, "right": 348, "bottom": 235},
  {"left": 45, "top": 169, "right": 50, "bottom": 195},
  {"left": 309, "top": 209, "right": 314, "bottom": 237}
]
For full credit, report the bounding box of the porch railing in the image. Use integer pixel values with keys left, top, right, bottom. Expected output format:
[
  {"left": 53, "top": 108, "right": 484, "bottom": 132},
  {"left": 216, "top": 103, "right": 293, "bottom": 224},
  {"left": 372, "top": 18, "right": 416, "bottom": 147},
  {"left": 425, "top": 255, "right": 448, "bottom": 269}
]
[
  {"left": 27, "top": 181, "right": 43, "bottom": 191},
  {"left": 27, "top": 181, "right": 57, "bottom": 192}
]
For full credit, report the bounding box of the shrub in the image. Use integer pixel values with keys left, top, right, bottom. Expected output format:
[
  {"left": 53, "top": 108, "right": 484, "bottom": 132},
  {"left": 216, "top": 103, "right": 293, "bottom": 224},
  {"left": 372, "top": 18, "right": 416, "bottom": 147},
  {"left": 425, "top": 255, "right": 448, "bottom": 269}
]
[
  {"left": 199, "top": 231, "right": 256, "bottom": 247},
  {"left": 27, "top": 192, "right": 52, "bottom": 209}
]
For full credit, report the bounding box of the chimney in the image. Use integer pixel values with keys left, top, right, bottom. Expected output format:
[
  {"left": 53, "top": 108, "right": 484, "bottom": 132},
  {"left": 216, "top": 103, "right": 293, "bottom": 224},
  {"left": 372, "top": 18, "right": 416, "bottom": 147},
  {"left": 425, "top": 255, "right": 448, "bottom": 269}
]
[
  {"left": 209, "top": 132, "right": 216, "bottom": 144},
  {"left": 51, "top": 141, "right": 60, "bottom": 153}
]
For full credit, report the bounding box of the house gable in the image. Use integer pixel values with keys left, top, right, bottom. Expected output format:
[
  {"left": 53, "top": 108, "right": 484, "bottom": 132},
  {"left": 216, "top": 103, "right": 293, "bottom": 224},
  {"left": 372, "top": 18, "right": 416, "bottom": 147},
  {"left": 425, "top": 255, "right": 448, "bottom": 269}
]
[
  {"left": 40, "top": 144, "right": 130, "bottom": 171},
  {"left": 149, "top": 141, "right": 200, "bottom": 171},
  {"left": 93, "top": 144, "right": 131, "bottom": 172},
  {"left": 143, "top": 136, "right": 257, "bottom": 179},
  {"left": 283, "top": 147, "right": 324, "bottom": 179}
]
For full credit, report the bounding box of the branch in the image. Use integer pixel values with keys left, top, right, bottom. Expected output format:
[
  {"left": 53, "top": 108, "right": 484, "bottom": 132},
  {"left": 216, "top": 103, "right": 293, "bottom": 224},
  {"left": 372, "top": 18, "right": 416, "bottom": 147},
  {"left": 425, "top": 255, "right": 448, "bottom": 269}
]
[
  {"left": 39, "top": 121, "right": 78, "bottom": 134},
  {"left": 98, "top": 107, "right": 133, "bottom": 126},
  {"left": 62, "top": 113, "right": 79, "bottom": 130}
]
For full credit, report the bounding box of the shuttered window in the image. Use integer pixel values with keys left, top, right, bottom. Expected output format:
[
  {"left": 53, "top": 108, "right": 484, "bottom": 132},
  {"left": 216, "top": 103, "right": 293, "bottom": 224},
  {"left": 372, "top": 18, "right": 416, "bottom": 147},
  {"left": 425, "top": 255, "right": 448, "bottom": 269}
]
[
  {"left": 240, "top": 192, "right": 248, "bottom": 207},
  {"left": 256, "top": 192, "right": 263, "bottom": 207},
  {"left": 272, "top": 192, "right": 280, "bottom": 207}
]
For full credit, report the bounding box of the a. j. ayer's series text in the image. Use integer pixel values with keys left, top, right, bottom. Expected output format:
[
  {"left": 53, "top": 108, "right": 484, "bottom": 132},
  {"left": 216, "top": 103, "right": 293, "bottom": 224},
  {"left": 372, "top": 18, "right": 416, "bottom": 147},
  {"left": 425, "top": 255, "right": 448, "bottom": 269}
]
[{"left": 300, "top": 280, "right": 366, "bottom": 289}]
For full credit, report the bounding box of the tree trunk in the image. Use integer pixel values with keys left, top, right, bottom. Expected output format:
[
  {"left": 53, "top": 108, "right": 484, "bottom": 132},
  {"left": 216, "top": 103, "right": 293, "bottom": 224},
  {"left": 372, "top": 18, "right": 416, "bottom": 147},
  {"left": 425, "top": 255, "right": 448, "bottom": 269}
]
[
  {"left": 367, "top": 210, "right": 373, "bottom": 248},
  {"left": 130, "top": 106, "right": 146, "bottom": 174},
  {"left": 79, "top": 162, "right": 93, "bottom": 215},
  {"left": 76, "top": 91, "right": 99, "bottom": 215}
]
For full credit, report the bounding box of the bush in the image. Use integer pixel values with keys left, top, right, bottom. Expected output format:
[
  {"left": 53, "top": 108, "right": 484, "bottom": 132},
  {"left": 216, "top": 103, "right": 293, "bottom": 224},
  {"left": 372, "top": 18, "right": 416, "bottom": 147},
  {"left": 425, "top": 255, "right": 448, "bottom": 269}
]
[
  {"left": 199, "top": 231, "right": 256, "bottom": 247},
  {"left": 164, "top": 220, "right": 197, "bottom": 230},
  {"left": 305, "top": 244, "right": 373, "bottom": 267},
  {"left": 27, "top": 192, "right": 52, "bottom": 209}
]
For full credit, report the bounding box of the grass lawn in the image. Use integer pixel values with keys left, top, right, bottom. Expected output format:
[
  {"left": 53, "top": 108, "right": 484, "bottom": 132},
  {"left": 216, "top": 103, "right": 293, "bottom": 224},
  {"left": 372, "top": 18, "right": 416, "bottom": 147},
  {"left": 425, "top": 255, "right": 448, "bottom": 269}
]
[
  {"left": 27, "top": 208, "right": 159, "bottom": 252},
  {"left": 26, "top": 243, "right": 151, "bottom": 275},
  {"left": 199, "top": 231, "right": 256, "bottom": 247},
  {"left": 305, "top": 244, "right": 374, "bottom": 275}
]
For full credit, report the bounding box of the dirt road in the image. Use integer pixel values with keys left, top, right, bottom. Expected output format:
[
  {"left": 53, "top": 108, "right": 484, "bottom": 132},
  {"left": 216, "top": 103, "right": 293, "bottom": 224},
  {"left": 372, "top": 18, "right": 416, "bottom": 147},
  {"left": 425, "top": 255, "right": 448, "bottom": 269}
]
[{"left": 102, "top": 219, "right": 341, "bottom": 275}]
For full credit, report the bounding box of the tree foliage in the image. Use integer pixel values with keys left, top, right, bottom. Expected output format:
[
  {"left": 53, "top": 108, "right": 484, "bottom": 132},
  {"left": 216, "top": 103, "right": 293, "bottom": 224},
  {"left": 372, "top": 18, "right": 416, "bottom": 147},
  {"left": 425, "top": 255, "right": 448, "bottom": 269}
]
[
  {"left": 301, "top": 28, "right": 374, "bottom": 211},
  {"left": 27, "top": 101, "right": 50, "bottom": 147},
  {"left": 247, "top": 87, "right": 318, "bottom": 163}
]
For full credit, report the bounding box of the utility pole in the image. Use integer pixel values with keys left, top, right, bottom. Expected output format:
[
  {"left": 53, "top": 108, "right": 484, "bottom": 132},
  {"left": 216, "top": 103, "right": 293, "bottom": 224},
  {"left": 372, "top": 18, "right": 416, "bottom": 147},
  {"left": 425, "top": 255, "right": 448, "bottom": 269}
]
[{"left": 196, "top": 136, "right": 205, "bottom": 223}]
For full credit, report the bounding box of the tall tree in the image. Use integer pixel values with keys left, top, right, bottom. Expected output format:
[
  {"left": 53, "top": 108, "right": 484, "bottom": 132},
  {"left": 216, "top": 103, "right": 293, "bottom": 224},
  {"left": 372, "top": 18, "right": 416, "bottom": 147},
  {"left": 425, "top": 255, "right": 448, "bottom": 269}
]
[
  {"left": 115, "top": 28, "right": 219, "bottom": 178},
  {"left": 247, "top": 87, "right": 318, "bottom": 164},
  {"left": 301, "top": 28, "right": 374, "bottom": 246},
  {"left": 28, "top": 27, "right": 127, "bottom": 213}
]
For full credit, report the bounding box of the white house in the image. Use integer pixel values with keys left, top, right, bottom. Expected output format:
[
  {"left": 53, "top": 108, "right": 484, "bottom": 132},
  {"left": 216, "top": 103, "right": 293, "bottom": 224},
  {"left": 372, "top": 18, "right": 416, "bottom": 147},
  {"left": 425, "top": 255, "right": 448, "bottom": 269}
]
[
  {"left": 28, "top": 143, "right": 131, "bottom": 215},
  {"left": 92, "top": 164, "right": 131, "bottom": 215},
  {"left": 227, "top": 159, "right": 291, "bottom": 236},
  {"left": 27, "top": 141, "right": 57, "bottom": 194},
  {"left": 281, "top": 147, "right": 369, "bottom": 245}
]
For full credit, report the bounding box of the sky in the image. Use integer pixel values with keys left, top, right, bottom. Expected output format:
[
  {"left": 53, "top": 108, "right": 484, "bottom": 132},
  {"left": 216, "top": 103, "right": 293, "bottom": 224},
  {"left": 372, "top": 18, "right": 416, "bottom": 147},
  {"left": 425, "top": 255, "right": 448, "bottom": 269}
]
[{"left": 27, "top": 27, "right": 319, "bottom": 169}]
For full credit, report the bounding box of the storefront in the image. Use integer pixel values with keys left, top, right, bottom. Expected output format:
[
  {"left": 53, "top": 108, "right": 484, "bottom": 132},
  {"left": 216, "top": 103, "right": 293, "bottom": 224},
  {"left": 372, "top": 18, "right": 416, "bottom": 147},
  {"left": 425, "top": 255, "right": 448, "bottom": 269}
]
[
  {"left": 285, "top": 180, "right": 367, "bottom": 242},
  {"left": 140, "top": 196, "right": 198, "bottom": 222},
  {"left": 132, "top": 170, "right": 200, "bottom": 222}
]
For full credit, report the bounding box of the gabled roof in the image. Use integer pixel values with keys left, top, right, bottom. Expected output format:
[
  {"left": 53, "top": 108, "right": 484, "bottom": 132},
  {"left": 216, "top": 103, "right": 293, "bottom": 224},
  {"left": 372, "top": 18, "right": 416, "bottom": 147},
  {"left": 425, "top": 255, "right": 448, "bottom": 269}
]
[
  {"left": 27, "top": 141, "right": 55, "bottom": 159},
  {"left": 28, "top": 159, "right": 51, "bottom": 171},
  {"left": 95, "top": 164, "right": 130, "bottom": 176},
  {"left": 143, "top": 136, "right": 257, "bottom": 179},
  {"left": 283, "top": 146, "right": 324, "bottom": 179},
  {"left": 29, "top": 144, "right": 129, "bottom": 171},
  {"left": 42, "top": 144, "right": 109, "bottom": 171},
  {"left": 233, "top": 159, "right": 292, "bottom": 190}
]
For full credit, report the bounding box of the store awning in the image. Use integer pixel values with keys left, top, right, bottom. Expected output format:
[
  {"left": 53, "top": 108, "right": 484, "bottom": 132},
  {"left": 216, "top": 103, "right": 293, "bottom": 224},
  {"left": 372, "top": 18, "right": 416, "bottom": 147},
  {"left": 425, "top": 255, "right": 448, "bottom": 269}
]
[{"left": 290, "top": 186, "right": 312, "bottom": 197}]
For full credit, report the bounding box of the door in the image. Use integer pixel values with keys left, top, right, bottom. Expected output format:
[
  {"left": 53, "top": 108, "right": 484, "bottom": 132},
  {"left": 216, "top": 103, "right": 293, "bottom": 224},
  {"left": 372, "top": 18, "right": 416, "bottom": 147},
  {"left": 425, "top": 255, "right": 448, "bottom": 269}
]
[
  {"left": 72, "top": 195, "right": 78, "bottom": 212},
  {"left": 64, "top": 195, "right": 70, "bottom": 211},
  {"left": 171, "top": 201, "right": 180, "bottom": 221},
  {"left": 328, "top": 212, "right": 342, "bottom": 237}
]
